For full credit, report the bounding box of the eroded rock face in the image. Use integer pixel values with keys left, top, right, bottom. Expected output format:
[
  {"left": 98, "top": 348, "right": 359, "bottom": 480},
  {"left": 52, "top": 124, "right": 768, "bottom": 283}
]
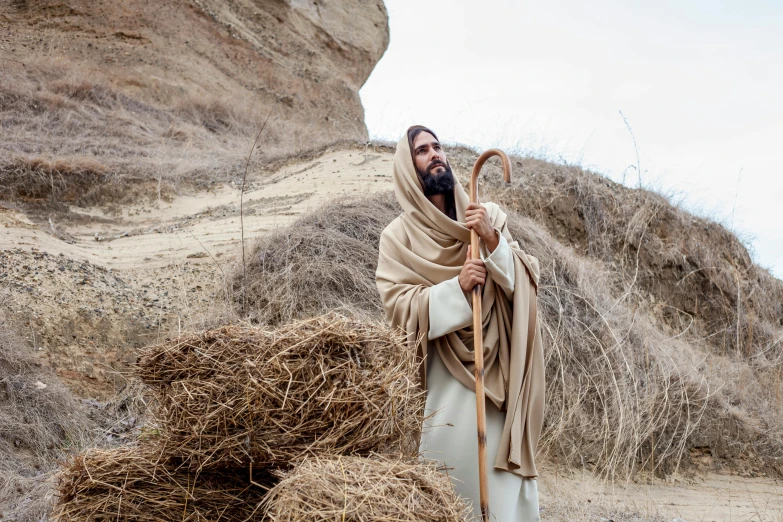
[
  {"left": 190, "top": 0, "right": 389, "bottom": 137},
  {"left": 196, "top": 0, "right": 389, "bottom": 90},
  {"left": 1, "top": 0, "right": 389, "bottom": 182}
]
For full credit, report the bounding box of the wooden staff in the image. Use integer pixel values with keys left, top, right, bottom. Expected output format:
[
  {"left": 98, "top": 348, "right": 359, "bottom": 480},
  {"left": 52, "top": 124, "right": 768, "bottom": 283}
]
[{"left": 469, "top": 149, "right": 512, "bottom": 522}]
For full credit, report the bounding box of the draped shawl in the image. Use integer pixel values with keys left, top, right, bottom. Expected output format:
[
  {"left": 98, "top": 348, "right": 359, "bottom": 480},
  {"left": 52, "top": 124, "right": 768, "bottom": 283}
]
[{"left": 375, "top": 134, "right": 545, "bottom": 478}]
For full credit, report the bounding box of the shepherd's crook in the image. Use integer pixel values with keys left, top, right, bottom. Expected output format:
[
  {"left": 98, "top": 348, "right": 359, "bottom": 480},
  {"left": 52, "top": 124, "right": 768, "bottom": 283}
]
[{"left": 469, "top": 149, "right": 512, "bottom": 522}]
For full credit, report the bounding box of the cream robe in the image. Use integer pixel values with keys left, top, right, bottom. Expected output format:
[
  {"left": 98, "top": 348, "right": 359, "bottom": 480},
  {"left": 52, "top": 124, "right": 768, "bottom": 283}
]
[
  {"left": 425, "top": 235, "right": 541, "bottom": 521},
  {"left": 422, "top": 347, "right": 541, "bottom": 521}
]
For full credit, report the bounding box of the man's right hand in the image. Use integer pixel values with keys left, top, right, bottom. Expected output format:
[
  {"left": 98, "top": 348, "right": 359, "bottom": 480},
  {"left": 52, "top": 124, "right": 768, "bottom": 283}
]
[{"left": 459, "top": 246, "right": 487, "bottom": 293}]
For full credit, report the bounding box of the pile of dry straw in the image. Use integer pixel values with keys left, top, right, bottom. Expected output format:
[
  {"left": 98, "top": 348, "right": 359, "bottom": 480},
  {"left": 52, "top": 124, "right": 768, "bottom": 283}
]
[
  {"left": 55, "top": 314, "right": 469, "bottom": 521},
  {"left": 55, "top": 446, "right": 270, "bottom": 522},
  {"left": 264, "top": 455, "right": 471, "bottom": 522}
]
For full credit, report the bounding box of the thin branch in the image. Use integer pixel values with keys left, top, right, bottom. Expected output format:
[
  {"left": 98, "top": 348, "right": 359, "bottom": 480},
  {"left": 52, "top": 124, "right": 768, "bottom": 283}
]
[
  {"left": 240, "top": 101, "right": 279, "bottom": 313},
  {"left": 619, "top": 110, "right": 642, "bottom": 188},
  {"left": 731, "top": 167, "right": 743, "bottom": 230}
]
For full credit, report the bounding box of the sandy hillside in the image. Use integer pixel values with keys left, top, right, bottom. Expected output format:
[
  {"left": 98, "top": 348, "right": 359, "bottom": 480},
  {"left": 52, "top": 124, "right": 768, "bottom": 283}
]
[
  {"left": 1, "top": 148, "right": 393, "bottom": 269},
  {"left": 2, "top": 145, "right": 781, "bottom": 521},
  {"left": 0, "top": 146, "right": 393, "bottom": 397}
]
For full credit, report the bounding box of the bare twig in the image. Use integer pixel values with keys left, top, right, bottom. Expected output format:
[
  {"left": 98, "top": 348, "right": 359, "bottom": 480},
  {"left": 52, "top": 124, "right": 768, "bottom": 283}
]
[
  {"left": 731, "top": 167, "right": 743, "bottom": 230},
  {"left": 240, "top": 101, "right": 279, "bottom": 313},
  {"left": 187, "top": 230, "right": 227, "bottom": 284},
  {"left": 619, "top": 110, "right": 642, "bottom": 188}
]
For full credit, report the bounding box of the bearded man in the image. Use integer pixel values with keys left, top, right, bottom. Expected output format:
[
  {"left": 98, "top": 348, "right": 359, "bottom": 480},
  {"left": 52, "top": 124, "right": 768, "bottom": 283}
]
[{"left": 376, "top": 126, "right": 545, "bottom": 521}]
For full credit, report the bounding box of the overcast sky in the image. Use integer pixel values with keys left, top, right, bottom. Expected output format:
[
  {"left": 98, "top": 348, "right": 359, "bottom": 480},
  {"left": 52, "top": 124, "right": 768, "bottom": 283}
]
[{"left": 359, "top": 0, "right": 782, "bottom": 279}]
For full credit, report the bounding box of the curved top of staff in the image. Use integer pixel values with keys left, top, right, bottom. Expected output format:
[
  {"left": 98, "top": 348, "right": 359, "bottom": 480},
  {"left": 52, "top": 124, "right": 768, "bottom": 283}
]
[{"left": 469, "top": 149, "right": 512, "bottom": 205}]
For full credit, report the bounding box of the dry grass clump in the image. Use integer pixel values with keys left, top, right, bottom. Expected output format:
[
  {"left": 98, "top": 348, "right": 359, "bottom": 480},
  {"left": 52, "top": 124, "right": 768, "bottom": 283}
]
[
  {"left": 0, "top": 156, "right": 108, "bottom": 204},
  {"left": 54, "top": 445, "right": 271, "bottom": 522},
  {"left": 502, "top": 208, "right": 781, "bottom": 476},
  {"left": 0, "top": 58, "right": 279, "bottom": 207},
  {"left": 229, "top": 192, "right": 401, "bottom": 324},
  {"left": 263, "top": 455, "right": 471, "bottom": 522},
  {"left": 0, "top": 317, "right": 90, "bottom": 521},
  {"left": 448, "top": 148, "right": 783, "bottom": 360},
  {"left": 0, "top": 155, "right": 180, "bottom": 208},
  {"left": 505, "top": 213, "right": 714, "bottom": 478},
  {"left": 137, "top": 314, "right": 423, "bottom": 470}
]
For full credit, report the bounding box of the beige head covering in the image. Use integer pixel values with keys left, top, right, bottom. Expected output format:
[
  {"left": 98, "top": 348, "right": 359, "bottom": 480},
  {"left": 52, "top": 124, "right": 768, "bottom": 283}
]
[{"left": 376, "top": 130, "right": 545, "bottom": 478}]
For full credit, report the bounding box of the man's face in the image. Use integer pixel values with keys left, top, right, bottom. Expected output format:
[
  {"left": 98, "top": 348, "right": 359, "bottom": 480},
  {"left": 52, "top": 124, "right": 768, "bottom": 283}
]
[
  {"left": 412, "top": 131, "right": 455, "bottom": 196},
  {"left": 413, "top": 132, "right": 448, "bottom": 177}
]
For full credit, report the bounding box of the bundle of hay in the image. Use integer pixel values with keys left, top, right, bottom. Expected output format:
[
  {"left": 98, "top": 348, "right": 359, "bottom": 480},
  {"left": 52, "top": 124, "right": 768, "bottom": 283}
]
[
  {"left": 263, "top": 455, "right": 471, "bottom": 522},
  {"left": 137, "top": 314, "right": 423, "bottom": 470},
  {"left": 54, "top": 445, "right": 272, "bottom": 522}
]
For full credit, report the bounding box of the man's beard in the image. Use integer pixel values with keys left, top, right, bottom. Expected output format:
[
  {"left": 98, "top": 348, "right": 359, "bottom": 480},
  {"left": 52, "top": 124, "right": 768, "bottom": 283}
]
[{"left": 420, "top": 161, "right": 455, "bottom": 196}]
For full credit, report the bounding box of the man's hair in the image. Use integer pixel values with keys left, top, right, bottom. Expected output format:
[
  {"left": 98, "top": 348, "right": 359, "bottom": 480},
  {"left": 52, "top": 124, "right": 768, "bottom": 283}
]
[{"left": 406, "top": 125, "right": 440, "bottom": 155}]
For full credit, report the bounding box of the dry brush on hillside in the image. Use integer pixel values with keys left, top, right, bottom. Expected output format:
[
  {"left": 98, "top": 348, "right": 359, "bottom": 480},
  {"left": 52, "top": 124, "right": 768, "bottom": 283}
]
[
  {"left": 447, "top": 149, "right": 783, "bottom": 357},
  {"left": 0, "top": 57, "right": 273, "bottom": 207},
  {"left": 229, "top": 172, "right": 783, "bottom": 480},
  {"left": 0, "top": 298, "right": 150, "bottom": 521},
  {"left": 229, "top": 192, "right": 401, "bottom": 323},
  {"left": 458, "top": 149, "right": 783, "bottom": 471},
  {"left": 0, "top": 313, "right": 91, "bottom": 521}
]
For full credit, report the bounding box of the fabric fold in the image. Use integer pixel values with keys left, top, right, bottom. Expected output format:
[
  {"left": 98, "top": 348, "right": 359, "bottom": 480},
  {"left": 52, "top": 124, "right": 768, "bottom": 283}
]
[
  {"left": 428, "top": 276, "right": 473, "bottom": 340},
  {"left": 481, "top": 231, "right": 515, "bottom": 298}
]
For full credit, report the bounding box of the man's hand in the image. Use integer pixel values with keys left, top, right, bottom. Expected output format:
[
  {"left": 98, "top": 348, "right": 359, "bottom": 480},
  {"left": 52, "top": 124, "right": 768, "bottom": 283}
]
[
  {"left": 459, "top": 246, "right": 487, "bottom": 293},
  {"left": 465, "top": 203, "right": 498, "bottom": 252}
]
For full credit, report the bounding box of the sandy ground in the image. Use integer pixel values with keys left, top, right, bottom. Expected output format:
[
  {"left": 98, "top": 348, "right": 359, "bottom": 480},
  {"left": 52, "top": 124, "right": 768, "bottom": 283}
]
[
  {"left": 540, "top": 471, "right": 783, "bottom": 522},
  {"left": 2, "top": 145, "right": 781, "bottom": 522}
]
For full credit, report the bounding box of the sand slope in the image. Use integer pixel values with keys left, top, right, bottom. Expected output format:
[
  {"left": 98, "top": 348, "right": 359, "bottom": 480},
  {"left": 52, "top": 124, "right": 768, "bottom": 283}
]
[{"left": 1, "top": 148, "right": 393, "bottom": 268}]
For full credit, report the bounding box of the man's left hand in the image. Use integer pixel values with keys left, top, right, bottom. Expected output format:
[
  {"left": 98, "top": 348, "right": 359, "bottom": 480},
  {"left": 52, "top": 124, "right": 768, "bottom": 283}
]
[{"left": 465, "top": 203, "right": 499, "bottom": 253}]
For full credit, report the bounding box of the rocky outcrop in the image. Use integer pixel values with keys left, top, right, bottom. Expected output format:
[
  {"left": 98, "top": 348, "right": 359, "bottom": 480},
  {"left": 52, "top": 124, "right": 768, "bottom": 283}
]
[
  {"left": 1, "top": 0, "right": 389, "bottom": 190},
  {"left": 195, "top": 0, "right": 388, "bottom": 92},
  {"left": 189, "top": 0, "right": 389, "bottom": 139}
]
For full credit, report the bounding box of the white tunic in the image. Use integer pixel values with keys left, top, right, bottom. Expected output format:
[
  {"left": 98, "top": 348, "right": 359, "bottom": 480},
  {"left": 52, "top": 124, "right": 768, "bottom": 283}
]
[{"left": 423, "top": 234, "right": 541, "bottom": 522}]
